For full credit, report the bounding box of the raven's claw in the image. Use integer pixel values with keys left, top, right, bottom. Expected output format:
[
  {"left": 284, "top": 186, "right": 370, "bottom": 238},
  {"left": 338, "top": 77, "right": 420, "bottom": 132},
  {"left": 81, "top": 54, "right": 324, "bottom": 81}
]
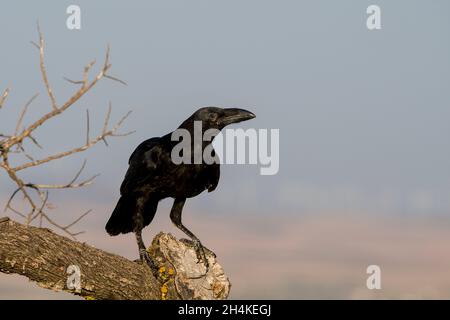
[
  {"left": 139, "top": 248, "right": 159, "bottom": 277},
  {"left": 193, "top": 239, "right": 209, "bottom": 272}
]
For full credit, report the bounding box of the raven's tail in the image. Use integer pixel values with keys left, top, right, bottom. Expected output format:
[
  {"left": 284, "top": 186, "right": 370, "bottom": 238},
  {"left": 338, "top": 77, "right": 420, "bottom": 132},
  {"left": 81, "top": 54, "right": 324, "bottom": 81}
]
[{"left": 105, "top": 195, "right": 135, "bottom": 236}]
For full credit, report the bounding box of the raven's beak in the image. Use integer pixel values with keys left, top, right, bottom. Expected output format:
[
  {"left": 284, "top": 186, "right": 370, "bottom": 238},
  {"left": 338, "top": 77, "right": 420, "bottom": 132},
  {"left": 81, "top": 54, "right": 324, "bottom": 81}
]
[{"left": 219, "top": 108, "right": 256, "bottom": 126}]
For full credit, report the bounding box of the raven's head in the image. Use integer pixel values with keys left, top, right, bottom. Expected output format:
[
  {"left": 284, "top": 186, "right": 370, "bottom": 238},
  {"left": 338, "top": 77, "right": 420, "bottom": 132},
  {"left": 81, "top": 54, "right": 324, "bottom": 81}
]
[{"left": 184, "top": 107, "right": 256, "bottom": 131}]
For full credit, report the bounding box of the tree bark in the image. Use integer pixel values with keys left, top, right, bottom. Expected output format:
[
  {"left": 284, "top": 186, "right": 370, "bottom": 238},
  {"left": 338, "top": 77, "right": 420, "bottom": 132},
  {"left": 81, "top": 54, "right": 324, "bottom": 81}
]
[{"left": 0, "top": 217, "right": 230, "bottom": 300}]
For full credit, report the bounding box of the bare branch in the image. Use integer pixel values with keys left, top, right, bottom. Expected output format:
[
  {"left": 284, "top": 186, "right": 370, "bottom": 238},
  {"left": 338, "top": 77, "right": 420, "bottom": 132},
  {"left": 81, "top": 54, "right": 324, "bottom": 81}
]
[
  {"left": 12, "top": 109, "right": 132, "bottom": 172},
  {"left": 83, "top": 60, "right": 96, "bottom": 87},
  {"left": 3, "top": 41, "right": 115, "bottom": 151},
  {"left": 108, "top": 110, "right": 135, "bottom": 136},
  {"left": 0, "top": 222, "right": 230, "bottom": 300},
  {"left": 1, "top": 26, "right": 132, "bottom": 239},
  {"left": 63, "top": 77, "right": 84, "bottom": 85},
  {"left": 30, "top": 177, "right": 98, "bottom": 190},
  {"left": 104, "top": 44, "right": 111, "bottom": 69},
  {"left": 28, "top": 160, "right": 100, "bottom": 190},
  {"left": 28, "top": 134, "right": 43, "bottom": 149},
  {"left": 35, "top": 191, "right": 48, "bottom": 224},
  {"left": 102, "top": 103, "right": 112, "bottom": 146},
  {"left": 4, "top": 188, "right": 22, "bottom": 213},
  {"left": 15, "top": 93, "right": 39, "bottom": 135},
  {"left": 0, "top": 88, "right": 9, "bottom": 109},
  {"left": 30, "top": 41, "right": 39, "bottom": 49},
  {"left": 35, "top": 22, "right": 58, "bottom": 110},
  {"left": 64, "top": 209, "right": 91, "bottom": 231},
  {"left": 40, "top": 213, "right": 79, "bottom": 239},
  {"left": 104, "top": 74, "right": 127, "bottom": 86},
  {"left": 63, "top": 59, "right": 96, "bottom": 87},
  {"left": 1, "top": 157, "right": 37, "bottom": 222},
  {"left": 16, "top": 144, "right": 35, "bottom": 161},
  {"left": 69, "top": 159, "right": 88, "bottom": 185}
]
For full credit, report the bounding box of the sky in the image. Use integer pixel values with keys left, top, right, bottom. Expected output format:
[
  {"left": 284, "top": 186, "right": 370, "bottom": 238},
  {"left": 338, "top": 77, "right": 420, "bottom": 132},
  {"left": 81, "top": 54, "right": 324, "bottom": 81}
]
[{"left": 1, "top": 0, "right": 450, "bottom": 299}]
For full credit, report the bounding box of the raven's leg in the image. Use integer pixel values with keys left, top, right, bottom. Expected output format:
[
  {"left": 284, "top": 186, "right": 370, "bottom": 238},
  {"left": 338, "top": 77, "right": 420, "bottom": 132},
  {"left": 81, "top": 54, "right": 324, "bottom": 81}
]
[
  {"left": 169, "top": 198, "right": 210, "bottom": 270},
  {"left": 134, "top": 199, "right": 158, "bottom": 277},
  {"left": 135, "top": 230, "right": 158, "bottom": 272}
]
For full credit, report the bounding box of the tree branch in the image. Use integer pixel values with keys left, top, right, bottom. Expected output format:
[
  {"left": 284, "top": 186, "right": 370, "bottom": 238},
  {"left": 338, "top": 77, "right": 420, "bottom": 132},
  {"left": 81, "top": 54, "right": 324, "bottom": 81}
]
[
  {"left": 35, "top": 22, "right": 58, "bottom": 110},
  {"left": 0, "top": 88, "right": 9, "bottom": 109},
  {"left": 0, "top": 217, "right": 230, "bottom": 300},
  {"left": 0, "top": 26, "right": 132, "bottom": 236},
  {"left": 12, "top": 109, "right": 133, "bottom": 172}
]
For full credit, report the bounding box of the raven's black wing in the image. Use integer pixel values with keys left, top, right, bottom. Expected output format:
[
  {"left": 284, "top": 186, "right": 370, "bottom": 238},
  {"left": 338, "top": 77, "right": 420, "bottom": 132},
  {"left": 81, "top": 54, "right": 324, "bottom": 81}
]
[
  {"left": 119, "top": 137, "right": 163, "bottom": 195},
  {"left": 107, "top": 138, "right": 164, "bottom": 235}
]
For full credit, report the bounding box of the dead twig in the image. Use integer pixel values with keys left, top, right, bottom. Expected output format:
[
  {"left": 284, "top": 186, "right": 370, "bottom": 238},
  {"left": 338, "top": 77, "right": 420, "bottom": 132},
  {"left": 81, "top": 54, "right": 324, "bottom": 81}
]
[
  {"left": 0, "top": 88, "right": 9, "bottom": 109},
  {"left": 0, "top": 25, "right": 132, "bottom": 237}
]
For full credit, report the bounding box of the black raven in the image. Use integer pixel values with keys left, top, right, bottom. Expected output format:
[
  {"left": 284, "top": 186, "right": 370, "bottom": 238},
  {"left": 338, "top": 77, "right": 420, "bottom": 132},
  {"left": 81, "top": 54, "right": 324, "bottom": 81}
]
[{"left": 106, "top": 107, "right": 255, "bottom": 273}]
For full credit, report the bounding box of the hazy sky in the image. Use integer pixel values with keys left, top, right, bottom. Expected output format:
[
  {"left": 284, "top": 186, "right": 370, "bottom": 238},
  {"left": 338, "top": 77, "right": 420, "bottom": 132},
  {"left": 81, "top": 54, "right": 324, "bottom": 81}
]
[
  {"left": 1, "top": 1, "right": 450, "bottom": 299},
  {"left": 1, "top": 0, "right": 450, "bottom": 216}
]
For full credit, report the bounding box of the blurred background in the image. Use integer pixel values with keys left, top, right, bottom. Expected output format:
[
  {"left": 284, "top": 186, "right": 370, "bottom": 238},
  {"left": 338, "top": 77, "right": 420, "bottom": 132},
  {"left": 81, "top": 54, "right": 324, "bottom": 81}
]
[{"left": 1, "top": 0, "right": 450, "bottom": 299}]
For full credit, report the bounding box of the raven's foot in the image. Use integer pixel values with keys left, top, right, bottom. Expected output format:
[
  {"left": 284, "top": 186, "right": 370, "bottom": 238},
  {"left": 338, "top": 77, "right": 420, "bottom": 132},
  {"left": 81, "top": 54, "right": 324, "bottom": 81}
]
[
  {"left": 193, "top": 239, "right": 210, "bottom": 272},
  {"left": 139, "top": 248, "right": 159, "bottom": 278}
]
